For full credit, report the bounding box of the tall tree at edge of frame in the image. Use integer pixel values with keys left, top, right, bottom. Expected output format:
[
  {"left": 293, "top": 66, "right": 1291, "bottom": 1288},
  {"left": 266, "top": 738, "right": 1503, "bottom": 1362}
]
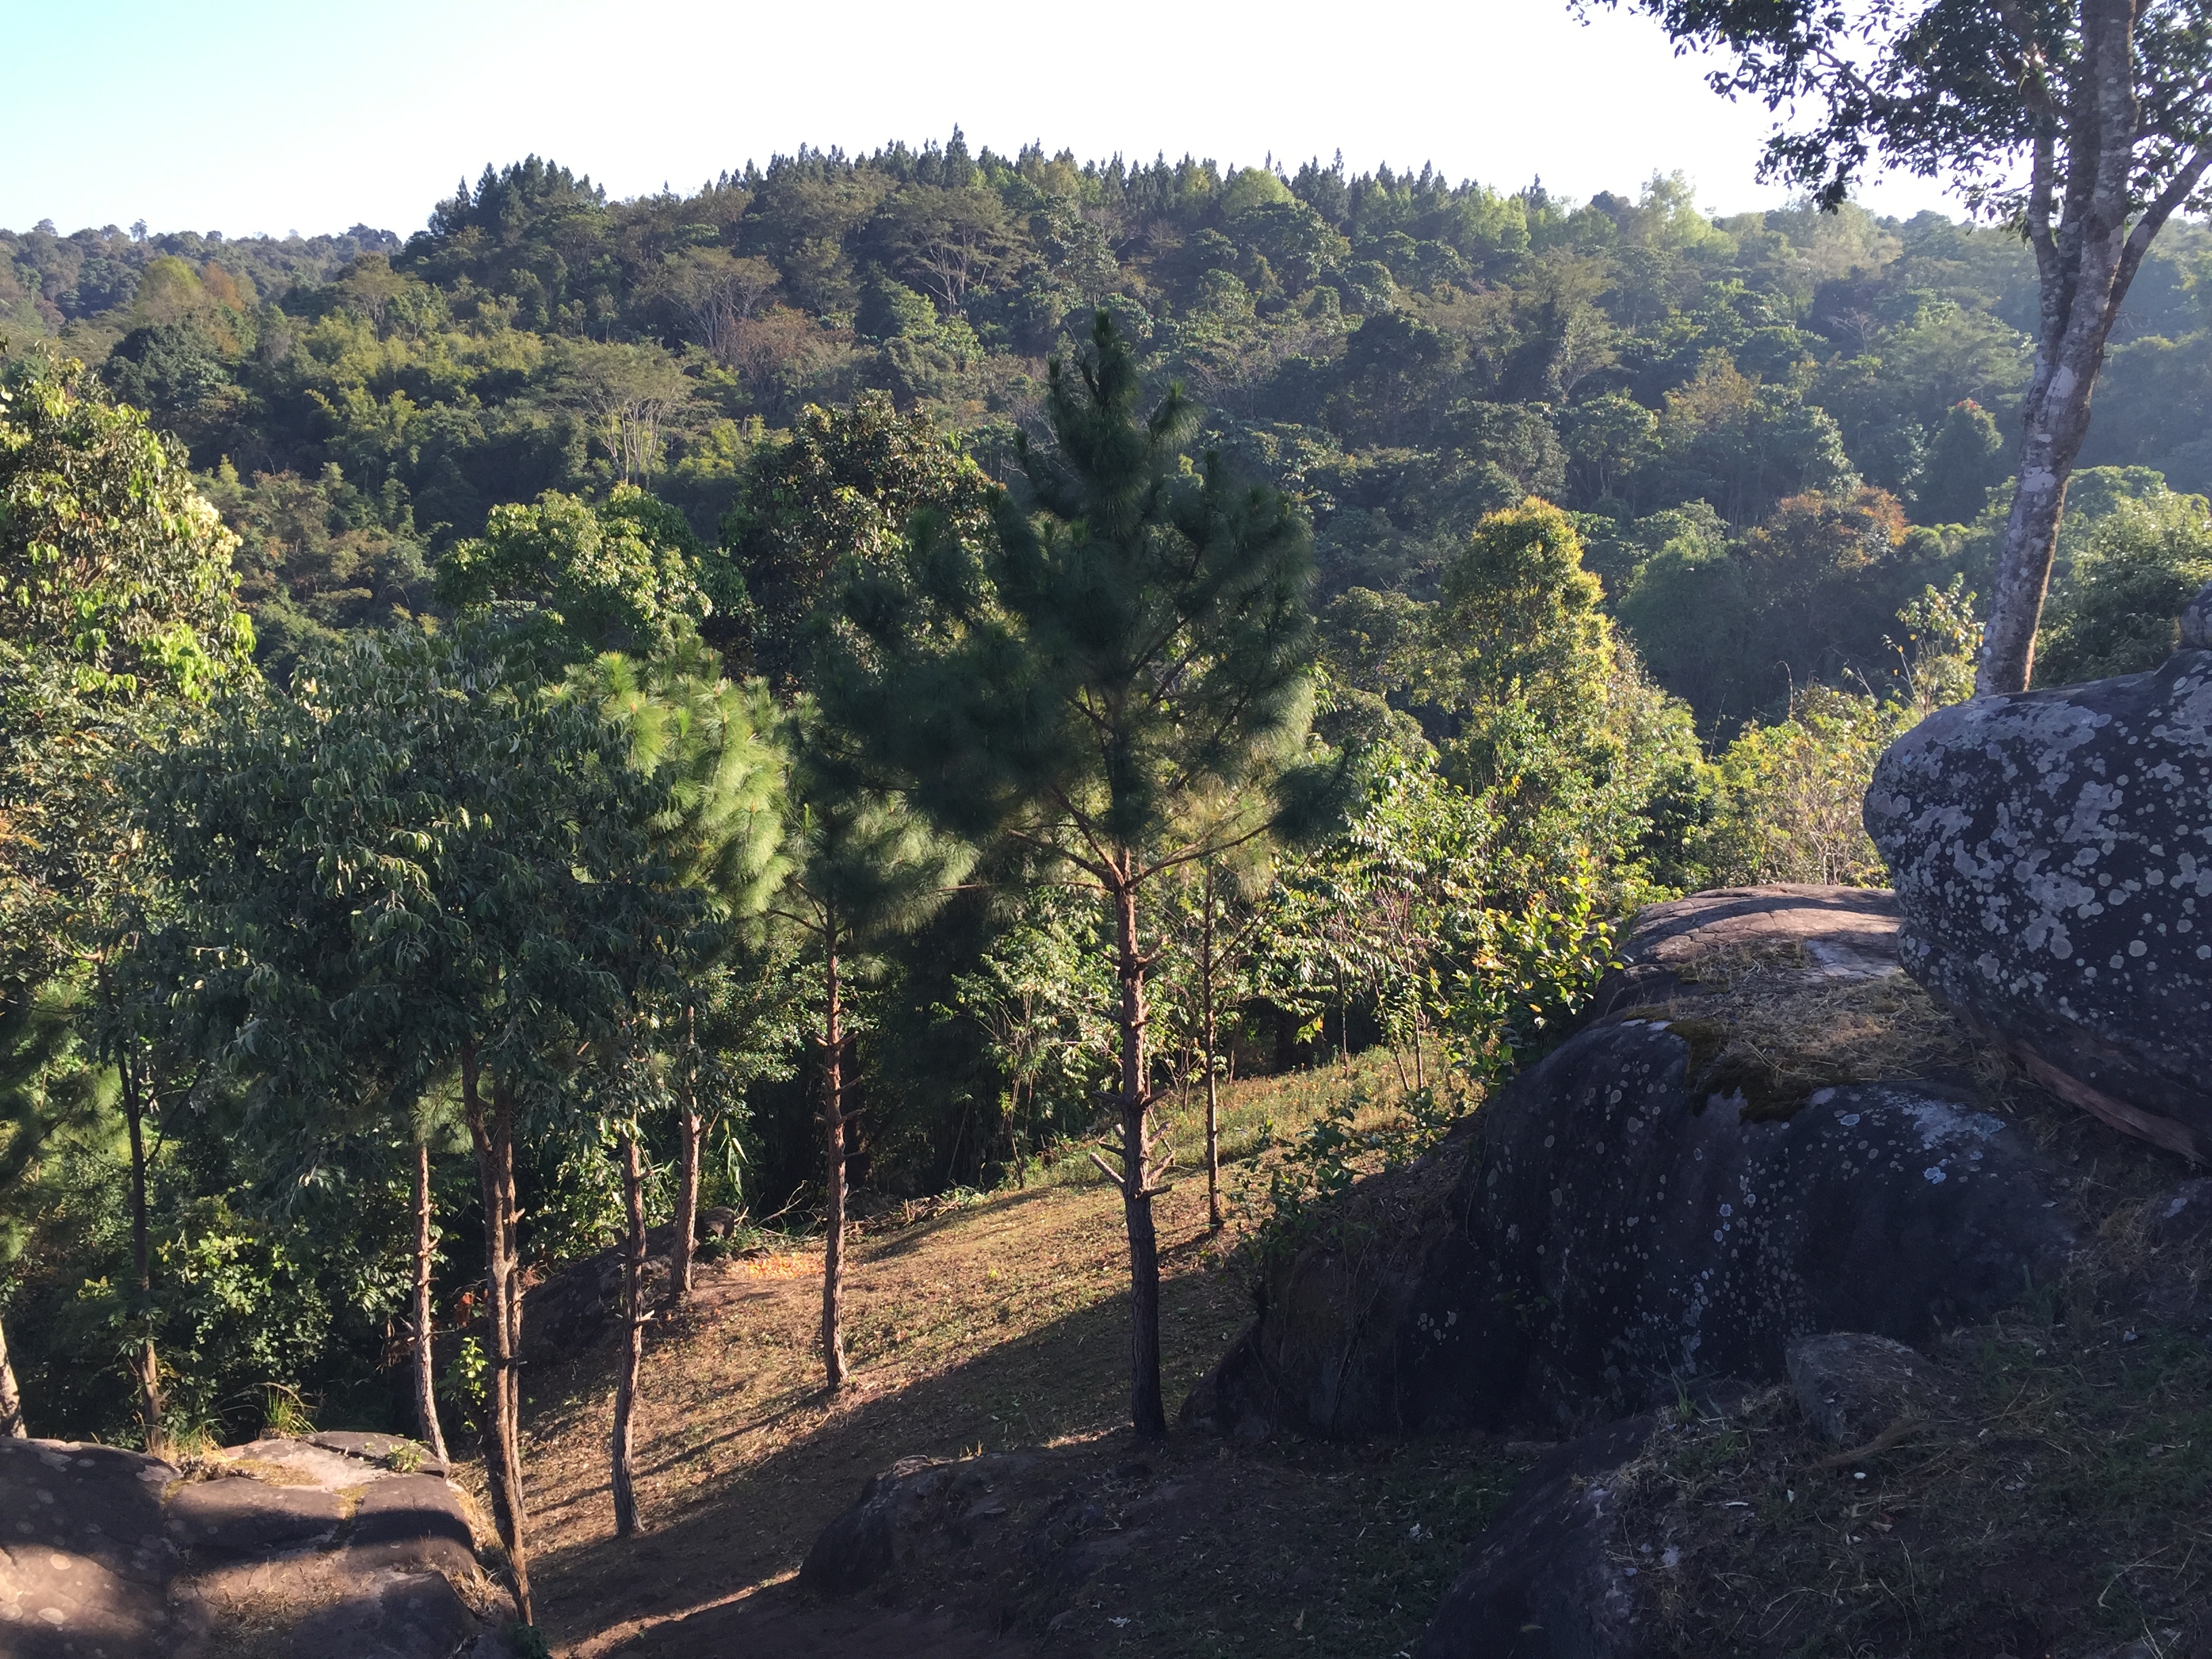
[{"left": 1578, "top": 0, "right": 2212, "bottom": 693}]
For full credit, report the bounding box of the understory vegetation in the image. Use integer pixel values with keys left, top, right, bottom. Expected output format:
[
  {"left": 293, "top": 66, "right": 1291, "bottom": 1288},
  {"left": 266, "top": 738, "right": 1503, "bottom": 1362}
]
[{"left": 5, "top": 132, "right": 2211, "bottom": 1638}]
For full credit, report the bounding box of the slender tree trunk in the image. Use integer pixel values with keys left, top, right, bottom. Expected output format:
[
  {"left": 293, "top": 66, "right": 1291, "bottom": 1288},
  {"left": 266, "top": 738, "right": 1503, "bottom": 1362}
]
[
  {"left": 611, "top": 1130, "right": 648, "bottom": 1538},
  {"left": 411, "top": 1141, "right": 449, "bottom": 1465},
  {"left": 1202, "top": 864, "right": 1222, "bottom": 1233},
  {"left": 1111, "top": 874, "right": 1167, "bottom": 1439},
  {"left": 120, "top": 1051, "right": 163, "bottom": 1446},
  {"left": 0, "top": 1309, "right": 24, "bottom": 1437},
  {"left": 464, "top": 1042, "right": 535, "bottom": 1624},
  {"left": 1976, "top": 11, "right": 2212, "bottom": 695},
  {"left": 667, "top": 1004, "right": 701, "bottom": 1315},
  {"left": 821, "top": 915, "right": 848, "bottom": 1395}
]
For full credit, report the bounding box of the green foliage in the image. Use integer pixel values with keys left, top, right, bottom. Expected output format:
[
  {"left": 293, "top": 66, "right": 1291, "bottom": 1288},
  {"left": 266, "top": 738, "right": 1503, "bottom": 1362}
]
[
  {"left": 440, "top": 485, "right": 708, "bottom": 659},
  {"left": 715, "top": 390, "right": 994, "bottom": 684},
  {"left": 135, "top": 625, "right": 703, "bottom": 1170},
  {"left": 1, "top": 352, "right": 253, "bottom": 698},
  {"left": 2034, "top": 487, "right": 2212, "bottom": 684}
]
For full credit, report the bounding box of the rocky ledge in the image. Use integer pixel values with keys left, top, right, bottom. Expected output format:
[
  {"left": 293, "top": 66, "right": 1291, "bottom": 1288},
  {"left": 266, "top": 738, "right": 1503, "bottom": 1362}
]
[
  {"left": 1183, "top": 886, "right": 2089, "bottom": 1439},
  {"left": 0, "top": 1431, "right": 518, "bottom": 1658}
]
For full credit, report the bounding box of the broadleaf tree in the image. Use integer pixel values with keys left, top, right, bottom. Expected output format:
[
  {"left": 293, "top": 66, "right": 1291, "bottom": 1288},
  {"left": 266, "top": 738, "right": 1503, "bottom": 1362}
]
[
  {"left": 1579, "top": 0, "right": 2212, "bottom": 692},
  {"left": 135, "top": 626, "right": 701, "bottom": 1621}
]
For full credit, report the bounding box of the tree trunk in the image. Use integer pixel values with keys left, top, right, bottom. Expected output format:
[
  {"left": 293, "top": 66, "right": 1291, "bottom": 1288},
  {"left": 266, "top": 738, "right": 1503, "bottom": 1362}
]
[
  {"left": 0, "top": 1308, "right": 24, "bottom": 1437},
  {"left": 1202, "top": 863, "right": 1222, "bottom": 1233},
  {"left": 411, "top": 1141, "right": 449, "bottom": 1465},
  {"left": 611, "top": 1130, "right": 648, "bottom": 1538},
  {"left": 464, "top": 1042, "right": 535, "bottom": 1624},
  {"left": 1112, "top": 875, "right": 1167, "bottom": 1439},
  {"left": 1980, "top": 343, "right": 2103, "bottom": 694},
  {"left": 821, "top": 918, "right": 848, "bottom": 1395},
  {"left": 667, "top": 1004, "right": 701, "bottom": 1316},
  {"left": 1976, "top": 11, "right": 2212, "bottom": 695},
  {"left": 120, "top": 1051, "right": 163, "bottom": 1447}
]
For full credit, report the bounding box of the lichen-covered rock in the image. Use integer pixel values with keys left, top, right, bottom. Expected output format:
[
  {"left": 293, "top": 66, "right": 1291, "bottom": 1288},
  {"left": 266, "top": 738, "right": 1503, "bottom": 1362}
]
[
  {"left": 1784, "top": 1332, "right": 1947, "bottom": 1446},
  {"left": 1186, "top": 888, "right": 2078, "bottom": 1439},
  {"left": 1864, "top": 640, "right": 2212, "bottom": 1160}
]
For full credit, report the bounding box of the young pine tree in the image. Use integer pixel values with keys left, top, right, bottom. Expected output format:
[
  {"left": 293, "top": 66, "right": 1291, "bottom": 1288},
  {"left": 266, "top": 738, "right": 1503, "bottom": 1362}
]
[{"left": 829, "top": 314, "right": 1347, "bottom": 1435}]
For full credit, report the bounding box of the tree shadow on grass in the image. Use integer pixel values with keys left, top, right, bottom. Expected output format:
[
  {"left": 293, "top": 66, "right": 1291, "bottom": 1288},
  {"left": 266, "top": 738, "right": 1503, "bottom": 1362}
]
[{"left": 532, "top": 1245, "right": 1249, "bottom": 1656}]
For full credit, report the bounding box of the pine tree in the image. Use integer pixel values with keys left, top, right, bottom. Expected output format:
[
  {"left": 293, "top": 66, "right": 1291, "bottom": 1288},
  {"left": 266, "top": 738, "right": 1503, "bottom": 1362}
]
[{"left": 830, "top": 313, "right": 1347, "bottom": 1435}]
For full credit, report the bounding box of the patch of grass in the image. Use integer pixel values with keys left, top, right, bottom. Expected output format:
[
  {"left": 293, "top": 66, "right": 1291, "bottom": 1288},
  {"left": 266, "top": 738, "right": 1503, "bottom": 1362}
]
[{"left": 1616, "top": 1305, "right": 2212, "bottom": 1658}]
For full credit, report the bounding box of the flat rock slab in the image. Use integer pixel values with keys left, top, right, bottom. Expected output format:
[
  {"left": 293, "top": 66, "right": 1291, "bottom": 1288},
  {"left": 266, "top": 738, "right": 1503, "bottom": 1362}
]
[
  {"left": 0, "top": 1435, "right": 512, "bottom": 1659},
  {"left": 167, "top": 1476, "right": 346, "bottom": 1557},
  {"left": 1867, "top": 642, "right": 2212, "bottom": 1160},
  {"left": 1590, "top": 885, "right": 1904, "bottom": 1017}
]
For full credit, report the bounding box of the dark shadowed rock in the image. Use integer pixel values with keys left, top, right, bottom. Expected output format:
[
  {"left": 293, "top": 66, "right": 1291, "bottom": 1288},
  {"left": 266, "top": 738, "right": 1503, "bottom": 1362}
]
[
  {"left": 1784, "top": 1332, "right": 1946, "bottom": 1446},
  {"left": 1865, "top": 638, "right": 2212, "bottom": 1160},
  {"left": 800, "top": 1454, "right": 1033, "bottom": 1599},
  {"left": 166, "top": 1474, "right": 346, "bottom": 1557},
  {"left": 1414, "top": 1415, "right": 1657, "bottom": 1659},
  {"left": 1185, "top": 888, "right": 2077, "bottom": 1439}
]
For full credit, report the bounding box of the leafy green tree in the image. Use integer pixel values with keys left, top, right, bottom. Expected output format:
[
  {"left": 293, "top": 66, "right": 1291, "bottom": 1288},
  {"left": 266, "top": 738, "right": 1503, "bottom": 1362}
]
[
  {"left": 714, "top": 391, "right": 994, "bottom": 685},
  {"left": 3, "top": 354, "right": 254, "bottom": 1443},
  {"left": 830, "top": 314, "right": 1347, "bottom": 1436},
  {"left": 1583, "top": 0, "right": 2212, "bottom": 692},
  {"left": 1918, "top": 399, "right": 2009, "bottom": 525},
  {"left": 439, "top": 485, "right": 709, "bottom": 659},
  {"left": 1, "top": 351, "right": 254, "bottom": 699},
  {"left": 561, "top": 644, "right": 787, "bottom": 1534},
  {"left": 2034, "top": 487, "right": 2212, "bottom": 682},
  {"left": 136, "top": 626, "right": 699, "bottom": 1620},
  {"left": 768, "top": 720, "right": 968, "bottom": 1395}
]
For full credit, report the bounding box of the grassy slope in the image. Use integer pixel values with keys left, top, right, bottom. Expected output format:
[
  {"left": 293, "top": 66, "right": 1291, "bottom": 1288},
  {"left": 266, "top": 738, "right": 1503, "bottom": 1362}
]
[
  {"left": 520, "top": 1059, "right": 1532, "bottom": 1658},
  {"left": 512, "top": 1045, "right": 2212, "bottom": 1659}
]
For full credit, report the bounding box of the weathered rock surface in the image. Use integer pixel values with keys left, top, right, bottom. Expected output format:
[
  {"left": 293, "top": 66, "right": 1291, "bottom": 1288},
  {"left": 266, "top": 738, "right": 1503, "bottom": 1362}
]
[
  {"left": 800, "top": 1453, "right": 1036, "bottom": 1600},
  {"left": 0, "top": 1432, "right": 516, "bottom": 1658},
  {"left": 1185, "top": 887, "right": 2078, "bottom": 1439},
  {"left": 1414, "top": 1416, "right": 1656, "bottom": 1659},
  {"left": 1784, "top": 1331, "right": 1947, "bottom": 1447},
  {"left": 1865, "top": 635, "right": 2212, "bottom": 1161}
]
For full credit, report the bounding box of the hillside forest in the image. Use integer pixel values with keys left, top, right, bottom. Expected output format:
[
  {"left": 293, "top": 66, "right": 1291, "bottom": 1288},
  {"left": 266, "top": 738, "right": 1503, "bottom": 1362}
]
[{"left": 6, "top": 136, "right": 2212, "bottom": 1610}]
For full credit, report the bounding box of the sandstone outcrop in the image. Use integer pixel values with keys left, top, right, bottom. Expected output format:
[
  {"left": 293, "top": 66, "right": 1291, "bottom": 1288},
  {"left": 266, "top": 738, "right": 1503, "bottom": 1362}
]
[
  {"left": 1865, "top": 613, "right": 2212, "bottom": 1161},
  {"left": 1184, "top": 887, "right": 2077, "bottom": 1439},
  {"left": 0, "top": 1431, "right": 517, "bottom": 1658}
]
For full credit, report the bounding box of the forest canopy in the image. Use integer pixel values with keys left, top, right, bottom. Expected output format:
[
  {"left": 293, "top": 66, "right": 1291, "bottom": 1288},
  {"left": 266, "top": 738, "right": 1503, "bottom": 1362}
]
[{"left": 4, "top": 134, "right": 2209, "bottom": 1509}]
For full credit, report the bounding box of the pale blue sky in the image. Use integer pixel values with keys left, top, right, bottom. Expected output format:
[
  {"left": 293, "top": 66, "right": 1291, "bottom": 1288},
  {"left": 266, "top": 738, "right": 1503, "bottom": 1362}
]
[{"left": 3, "top": 0, "right": 1960, "bottom": 238}]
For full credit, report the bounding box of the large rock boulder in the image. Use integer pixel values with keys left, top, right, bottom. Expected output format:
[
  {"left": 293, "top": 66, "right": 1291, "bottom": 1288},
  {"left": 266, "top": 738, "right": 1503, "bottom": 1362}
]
[
  {"left": 1185, "top": 887, "right": 2079, "bottom": 1439},
  {"left": 0, "top": 1432, "right": 516, "bottom": 1658},
  {"left": 1865, "top": 616, "right": 2212, "bottom": 1160}
]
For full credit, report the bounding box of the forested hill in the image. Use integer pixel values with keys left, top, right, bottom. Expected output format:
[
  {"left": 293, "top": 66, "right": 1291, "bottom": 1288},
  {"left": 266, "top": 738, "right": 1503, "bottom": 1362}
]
[{"left": 5, "top": 136, "right": 2211, "bottom": 725}]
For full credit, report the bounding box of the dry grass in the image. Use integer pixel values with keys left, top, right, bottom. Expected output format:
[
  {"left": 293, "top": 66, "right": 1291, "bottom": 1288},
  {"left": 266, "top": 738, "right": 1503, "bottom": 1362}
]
[
  {"left": 508, "top": 1056, "right": 1532, "bottom": 1658},
  {"left": 1614, "top": 1298, "right": 2212, "bottom": 1659}
]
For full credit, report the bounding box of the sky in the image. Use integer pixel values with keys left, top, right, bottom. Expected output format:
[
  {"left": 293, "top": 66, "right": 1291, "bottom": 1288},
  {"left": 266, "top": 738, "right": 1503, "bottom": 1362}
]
[{"left": 2, "top": 0, "right": 1963, "bottom": 239}]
